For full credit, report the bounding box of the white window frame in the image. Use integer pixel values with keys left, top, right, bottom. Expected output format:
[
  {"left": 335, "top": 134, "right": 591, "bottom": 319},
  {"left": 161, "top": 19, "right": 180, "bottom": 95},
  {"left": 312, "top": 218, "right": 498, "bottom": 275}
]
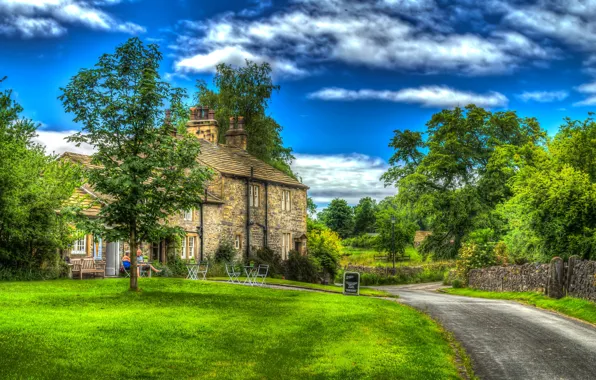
[
  {"left": 72, "top": 235, "right": 87, "bottom": 255},
  {"left": 282, "top": 233, "right": 291, "bottom": 260},
  {"left": 183, "top": 209, "right": 193, "bottom": 221},
  {"left": 249, "top": 184, "right": 259, "bottom": 207},
  {"left": 282, "top": 190, "right": 291, "bottom": 212},
  {"left": 181, "top": 236, "right": 187, "bottom": 259},
  {"left": 188, "top": 236, "right": 195, "bottom": 260},
  {"left": 235, "top": 235, "right": 241, "bottom": 250}
]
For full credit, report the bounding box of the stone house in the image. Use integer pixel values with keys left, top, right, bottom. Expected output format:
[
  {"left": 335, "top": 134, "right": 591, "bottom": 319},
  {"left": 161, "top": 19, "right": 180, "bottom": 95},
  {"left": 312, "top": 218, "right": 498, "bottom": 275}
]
[{"left": 62, "top": 107, "right": 309, "bottom": 274}]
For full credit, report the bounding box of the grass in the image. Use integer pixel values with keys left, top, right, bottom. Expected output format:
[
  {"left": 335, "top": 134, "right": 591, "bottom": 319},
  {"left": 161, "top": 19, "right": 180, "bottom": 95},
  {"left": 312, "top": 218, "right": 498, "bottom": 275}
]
[
  {"left": 0, "top": 278, "right": 464, "bottom": 379},
  {"left": 340, "top": 246, "right": 423, "bottom": 267},
  {"left": 444, "top": 288, "right": 596, "bottom": 326},
  {"left": 208, "top": 277, "right": 395, "bottom": 297}
]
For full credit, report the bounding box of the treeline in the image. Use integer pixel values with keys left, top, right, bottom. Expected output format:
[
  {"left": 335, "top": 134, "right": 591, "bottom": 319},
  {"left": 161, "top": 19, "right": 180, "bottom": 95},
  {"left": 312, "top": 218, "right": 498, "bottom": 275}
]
[{"left": 382, "top": 104, "right": 596, "bottom": 264}]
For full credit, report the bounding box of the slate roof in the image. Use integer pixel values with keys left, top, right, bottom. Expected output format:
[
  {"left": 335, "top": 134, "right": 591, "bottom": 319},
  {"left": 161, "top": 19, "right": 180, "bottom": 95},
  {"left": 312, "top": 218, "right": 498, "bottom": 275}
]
[{"left": 194, "top": 139, "right": 307, "bottom": 189}]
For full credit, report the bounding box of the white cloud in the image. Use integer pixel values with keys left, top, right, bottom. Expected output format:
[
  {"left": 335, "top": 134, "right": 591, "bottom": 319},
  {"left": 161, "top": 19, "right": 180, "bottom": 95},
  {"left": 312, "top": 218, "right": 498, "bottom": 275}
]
[
  {"left": 291, "top": 153, "right": 396, "bottom": 206},
  {"left": 172, "top": 0, "right": 550, "bottom": 77},
  {"left": 517, "top": 90, "right": 568, "bottom": 102},
  {"left": 308, "top": 86, "right": 508, "bottom": 108},
  {"left": 573, "top": 81, "right": 596, "bottom": 106},
  {"left": 0, "top": 0, "right": 145, "bottom": 38},
  {"left": 34, "top": 130, "right": 95, "bottom": 156}
]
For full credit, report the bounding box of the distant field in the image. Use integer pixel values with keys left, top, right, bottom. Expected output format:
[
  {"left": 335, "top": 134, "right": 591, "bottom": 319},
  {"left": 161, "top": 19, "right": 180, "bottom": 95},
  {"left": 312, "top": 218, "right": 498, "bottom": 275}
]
[
  {"left": 340, "top": 246, "right": 423, "bottom": 267},
  {"left": 0, "top": 279, "right": 463, "bottom": 379}
]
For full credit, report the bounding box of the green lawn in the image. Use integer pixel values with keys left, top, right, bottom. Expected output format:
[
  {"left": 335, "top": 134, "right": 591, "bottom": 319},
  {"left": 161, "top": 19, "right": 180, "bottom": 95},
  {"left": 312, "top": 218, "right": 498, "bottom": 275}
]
[
  {"left": 340, "top": 246, "right": 423, "bottom": 267},
  {"left": 445, "top": 288, "right": 596, "bottom": 325},
  {"left": 208, "top": 277, "right": 395, "bottom": 297},
  {"left": 0, "top": 278, "right": 464, "bottom": 379}
]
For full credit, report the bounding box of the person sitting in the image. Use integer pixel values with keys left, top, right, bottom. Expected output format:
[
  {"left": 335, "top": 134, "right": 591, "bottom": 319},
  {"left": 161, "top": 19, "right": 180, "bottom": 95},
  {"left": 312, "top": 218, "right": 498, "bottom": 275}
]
[
  {"left": 136, "top": 248, "right": 161, "bottom": 276},
  {"left": 122, "top": 251, "right": 131, "bottom": 271}
]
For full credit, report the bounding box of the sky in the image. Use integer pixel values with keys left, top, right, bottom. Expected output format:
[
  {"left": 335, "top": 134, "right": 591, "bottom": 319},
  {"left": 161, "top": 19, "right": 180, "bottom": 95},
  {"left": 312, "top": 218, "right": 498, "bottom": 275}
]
[{"left": 2, "top": 0, "right": 596, "bottom": 209}]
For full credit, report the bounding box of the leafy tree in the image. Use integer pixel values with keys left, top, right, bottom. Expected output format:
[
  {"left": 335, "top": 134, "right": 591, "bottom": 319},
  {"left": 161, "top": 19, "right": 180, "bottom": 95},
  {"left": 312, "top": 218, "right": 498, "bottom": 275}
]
[
  {"left": 195, "top": 61, "right": 294, "bottom": 176},
  {"left": 319, "top": 198, "right": 354, "bottom": 239},
  {"left": 60, "top": 38, "right": 212, "bottom": 290},
  {"left": 353, "top": 197, "right": 377, "bottom": 235},
  {"left": 0, "top": 77, "right": 80, "bottom": 274},
  {"left": 382, "top": 105, "right": 545, "bottom": 258},
  {"left": 375, "top": 196, "right": 417, "bottom": 261},
  {"left": 306, "top": 196, "right": 318, "bottom": 219}
]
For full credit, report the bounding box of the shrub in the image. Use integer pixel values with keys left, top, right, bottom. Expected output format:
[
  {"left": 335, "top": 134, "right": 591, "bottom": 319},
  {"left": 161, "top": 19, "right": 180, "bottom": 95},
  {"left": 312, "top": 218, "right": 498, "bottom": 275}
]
[
  {"left": 284, "top": 250, "right": 318, "bottom": 283},
  {"left": 308, "top": 228, "right": 341, "bottom": 279},
  {"left": 451, "top": 279, "right": 463, "bottom": 288},
  {"left": 251, "top": 247, "right": 284, "bottom": 277},
  {"left": 214, "top": 240, "right": 237, "bottom": 263},
  {"left": 343, "top": 234, "right": 378, "bottom": 249},
  {"left": 455, "top": 242, "right": 496, "bottom": 285}
]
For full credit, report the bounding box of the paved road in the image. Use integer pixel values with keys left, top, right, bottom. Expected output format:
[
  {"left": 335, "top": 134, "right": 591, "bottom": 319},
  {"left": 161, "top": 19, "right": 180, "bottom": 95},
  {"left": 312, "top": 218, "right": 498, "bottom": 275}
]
[{"left": 373, "top": 283, "right": 596, "bottom": 380}]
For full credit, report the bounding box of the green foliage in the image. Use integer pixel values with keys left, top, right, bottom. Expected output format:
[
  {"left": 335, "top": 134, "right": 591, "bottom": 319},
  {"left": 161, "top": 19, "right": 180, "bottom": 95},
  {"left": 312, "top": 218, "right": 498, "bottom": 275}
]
[
  {"left": 342, "top": 234, "right": 379, "bottom": 249},
  {"left": 338, "top": 262, "right": 454, "bottom": 286},
  {"left": 318, "top": 198, "right": 354, "bottom": 238},
  {"left": 0, "top": 77, "right": 81, "bottom": 272},
  {"left": 382, "top": 105, "right": 545, "bottom": 259},
  {"left": 455, "top": 242, "right": 496, "bottom": 284},
  {"left": 375, "top": 196, "right": 418, "bottom": 259},
  {"left": 59, "top": 38, "right": 212, "bottom": 290},
  {"left": 214, "top": 239, "right": 237, "bottom": 263},
  {"left": 252, "top": 246, "right": 284, "bottom": 277},
  {"left": 353, "top": 197, "right": 377, "bottom": 235},
  {"left": 307, "top": 228, "right": 342, "bottom": 279},
  {"left": 284, "top": 250, "right": 319, "bottom": 283},
  {"left": 195, "top": 61, "right": 294, "bottom": 176},
  {"left": 306, "top": 196, "right": 317, "bottom": 218}
]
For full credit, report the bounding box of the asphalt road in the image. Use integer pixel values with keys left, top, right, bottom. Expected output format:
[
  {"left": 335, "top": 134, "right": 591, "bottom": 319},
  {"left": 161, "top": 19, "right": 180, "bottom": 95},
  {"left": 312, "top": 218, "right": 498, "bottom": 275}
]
[{"left": 373, "top": 283, "right": 596, "bottom": 380}]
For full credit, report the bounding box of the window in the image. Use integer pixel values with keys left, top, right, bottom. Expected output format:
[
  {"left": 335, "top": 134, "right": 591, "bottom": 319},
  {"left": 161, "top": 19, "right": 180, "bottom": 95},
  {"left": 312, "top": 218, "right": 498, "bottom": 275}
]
[
  {"left": 249, "top": 184, "right": 259, "bottom": 207},
  {"left": 235, "top": 235, "right": 241, "bottom": 250},
  {"left": 282, "top": 190, "right": 291, "bottom": 212},
  {"left": 181, "top": 236, "right": 187, "bottom": 259},
  {"left": 72, "top": 235, "right": 87, "bottom": 255},
  {"left": 282, "top": 233, "right": 291, "bottom": 260},
  {"left": 183, "top": 209, "right": 193, "bottom": 221},
  {"left": 188, "top": 236, "right": 195, "bottom": 260}
]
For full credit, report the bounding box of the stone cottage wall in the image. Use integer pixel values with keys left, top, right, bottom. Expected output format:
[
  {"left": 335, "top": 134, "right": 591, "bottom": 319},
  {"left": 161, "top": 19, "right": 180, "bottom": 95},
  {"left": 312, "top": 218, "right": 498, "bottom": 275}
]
[{"left": 468, "top": 260, "right": 596, "bottom": 302}]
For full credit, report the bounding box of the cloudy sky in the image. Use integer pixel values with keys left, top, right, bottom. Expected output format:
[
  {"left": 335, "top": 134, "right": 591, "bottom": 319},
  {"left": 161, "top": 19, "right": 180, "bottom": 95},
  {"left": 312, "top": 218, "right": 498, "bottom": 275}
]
[{"left": 2, "top": 0, "right": 596, "bottom": 208}]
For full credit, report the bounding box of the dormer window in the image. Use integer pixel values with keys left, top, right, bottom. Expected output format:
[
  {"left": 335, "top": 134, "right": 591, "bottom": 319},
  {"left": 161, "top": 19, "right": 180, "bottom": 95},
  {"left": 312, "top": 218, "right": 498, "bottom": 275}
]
[{"left": 282, "top": 190, "right": 291, "bottom": 212}]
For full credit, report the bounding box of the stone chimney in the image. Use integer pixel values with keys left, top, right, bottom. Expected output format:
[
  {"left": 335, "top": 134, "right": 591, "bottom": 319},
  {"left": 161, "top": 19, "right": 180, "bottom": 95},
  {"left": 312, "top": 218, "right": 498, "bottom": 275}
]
[
  {"left": 225, "top": 116, "right": 248, "bottom": 150},
  {"left": 186, "top": 106, "right": 219, "bottom": 144}
]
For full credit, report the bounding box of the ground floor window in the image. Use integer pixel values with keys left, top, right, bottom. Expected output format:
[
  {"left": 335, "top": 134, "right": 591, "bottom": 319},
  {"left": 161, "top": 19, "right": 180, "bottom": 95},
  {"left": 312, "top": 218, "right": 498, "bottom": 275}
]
[
  {"left": 72, "top": 235, "right": 87, "bottom": 255},
  {"left": 235, "top": 234, "right": 241, "bottom": 250},
  {"left": 282, "top": 233, "right": 291, "bottom": 260},
  {"left": 181, "top": 235, "right": 197, "bottom": 260}
]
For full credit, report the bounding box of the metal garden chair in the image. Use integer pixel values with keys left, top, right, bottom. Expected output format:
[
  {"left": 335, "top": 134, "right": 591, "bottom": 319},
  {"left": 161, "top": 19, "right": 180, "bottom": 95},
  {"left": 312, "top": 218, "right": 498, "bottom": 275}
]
[
  {"left": 197, "top": 261, "right": 209, "bottom": 280},
  {"left": 225, "top": 263, "right": 242, "bottom": 283},
  {"left": 253, "top": 265, "right": 269, "bottom": 286}
]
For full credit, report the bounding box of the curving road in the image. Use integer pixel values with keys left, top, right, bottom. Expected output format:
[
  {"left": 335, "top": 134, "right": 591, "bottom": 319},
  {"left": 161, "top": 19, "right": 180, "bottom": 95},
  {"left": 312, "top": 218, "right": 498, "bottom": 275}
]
[{"left": 373, "top": 283, "right": 596, "bottom": 380}]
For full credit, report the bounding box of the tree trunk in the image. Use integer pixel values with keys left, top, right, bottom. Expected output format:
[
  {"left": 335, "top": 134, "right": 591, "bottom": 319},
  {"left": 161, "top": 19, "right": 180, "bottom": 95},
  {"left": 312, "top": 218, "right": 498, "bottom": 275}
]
[{"left": 130, "top": 229, "right": 138, "bottom": 291}]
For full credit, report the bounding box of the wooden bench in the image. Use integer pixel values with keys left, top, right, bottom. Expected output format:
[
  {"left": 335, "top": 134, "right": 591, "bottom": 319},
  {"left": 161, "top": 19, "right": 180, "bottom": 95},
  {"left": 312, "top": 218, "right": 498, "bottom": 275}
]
[
  {"left": 75, "top": 258, "right": 105, "bottom": 279},
  {"left": 374, "top": 255, "right": 389, "bottom": 261}
]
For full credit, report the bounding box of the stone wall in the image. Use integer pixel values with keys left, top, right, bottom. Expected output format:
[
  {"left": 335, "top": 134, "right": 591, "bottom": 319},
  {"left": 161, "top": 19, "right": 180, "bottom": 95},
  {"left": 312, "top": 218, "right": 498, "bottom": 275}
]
[
  {"left": 468, "top": 259, "right": 596, "bottom": 302},
  {"left": 468, "top": 264, "right": 549, "bottom": 292}
]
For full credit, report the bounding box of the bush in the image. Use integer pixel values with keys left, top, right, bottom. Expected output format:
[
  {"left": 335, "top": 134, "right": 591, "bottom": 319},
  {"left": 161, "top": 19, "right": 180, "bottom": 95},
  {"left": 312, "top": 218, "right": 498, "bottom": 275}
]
[
  {"left": 214, "top": 240, "right": 237, "bottom": 263},
  {"left": 308, "top": 229, "right": 341, "bottom": 279},
  {"left": 337, "top": 262, "right": 455, "bottom": 286},
  {"left": 284, "top": 250, "right": 318, "bottom": 283},
  {"left": 250, "top": 247, "right": 284, "bottom": 277},
  {"left": 451, "top": 279, "right": 463, "bottom": 288},
  {"left": 455, "top": 242, "right": 496, "bottom": 285}
]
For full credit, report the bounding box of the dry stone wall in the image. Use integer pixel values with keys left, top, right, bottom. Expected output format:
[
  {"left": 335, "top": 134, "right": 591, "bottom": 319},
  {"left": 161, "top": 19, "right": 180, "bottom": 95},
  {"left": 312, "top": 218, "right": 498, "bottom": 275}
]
[{"left": 469, "top": 259, "right": 596, "bottom": 302}]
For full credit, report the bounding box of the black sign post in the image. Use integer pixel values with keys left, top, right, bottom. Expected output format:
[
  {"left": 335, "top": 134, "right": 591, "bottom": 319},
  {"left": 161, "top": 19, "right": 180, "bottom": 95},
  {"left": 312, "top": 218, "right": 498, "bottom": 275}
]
[{"left": 343, "top": 272, "right": 360, "bottom": 295}]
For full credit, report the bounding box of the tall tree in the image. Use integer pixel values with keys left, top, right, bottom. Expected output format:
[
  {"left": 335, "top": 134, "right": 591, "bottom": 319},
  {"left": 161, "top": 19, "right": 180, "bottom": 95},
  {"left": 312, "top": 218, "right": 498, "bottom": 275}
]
[
  {"left": 60, "top": 38, "right": 212, "bottom": 290},
  {"left": 0, "top": 77, "right": 80, "bottom": 272},
  {"left": 353, "top": 197, "right": 377, "bottom": 235},
  {"left": 375, "top": 196, "right": 417, "bottom": 260},
  {"left": 382, "top": 105, "right": 545, "bottom": 258},
  {"left": 320, "top": 198, "right": 354, "bottom": 239},
  {"left": 195, "top": 61, "right": 294, "bottom": 175}
]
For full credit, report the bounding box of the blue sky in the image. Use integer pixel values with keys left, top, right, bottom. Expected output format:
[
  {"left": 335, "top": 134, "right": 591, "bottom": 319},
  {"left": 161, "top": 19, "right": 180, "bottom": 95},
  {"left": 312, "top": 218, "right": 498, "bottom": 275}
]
[{"left": 2, "top": 0, "right": 596, "bottom": 207}]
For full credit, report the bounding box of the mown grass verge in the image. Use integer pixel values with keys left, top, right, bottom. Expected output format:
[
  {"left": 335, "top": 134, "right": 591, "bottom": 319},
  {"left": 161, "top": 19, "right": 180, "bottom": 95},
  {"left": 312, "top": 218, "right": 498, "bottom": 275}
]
[
  {"left": 0, "top": 278, "right": 463, "bottom": 379},
  {"left": 209, "top": 277, "right": 395, "bottom": 297},
  {"left": 444, "top": 288, "right": 596, "bottom": 326}
]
